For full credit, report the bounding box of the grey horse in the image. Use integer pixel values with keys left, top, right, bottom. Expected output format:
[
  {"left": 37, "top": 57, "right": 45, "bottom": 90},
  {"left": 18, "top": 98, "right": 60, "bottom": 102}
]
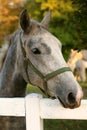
[{"left": 0, "top": 10, "right": 83, "bottom": 130}]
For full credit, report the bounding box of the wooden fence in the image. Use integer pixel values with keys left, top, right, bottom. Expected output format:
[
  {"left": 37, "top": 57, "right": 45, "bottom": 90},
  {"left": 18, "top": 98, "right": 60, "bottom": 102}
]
[{"left": 0, "top": 93, "right": 87, "bottom": 130}]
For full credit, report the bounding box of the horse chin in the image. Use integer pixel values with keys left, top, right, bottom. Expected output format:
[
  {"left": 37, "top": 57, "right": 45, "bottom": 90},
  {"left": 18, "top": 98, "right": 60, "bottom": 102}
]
[
  {"left": 49, "top": 96, "right": 73, "bottom": 108},
  {"left": 57, "top": 97, "right": 77, "bottom": 109},
  {"left": 43, "top": 88, "right": 81, "bottom": 109},
  {"left": 47, "top": 94, "right": 76, "bottom": 109}
]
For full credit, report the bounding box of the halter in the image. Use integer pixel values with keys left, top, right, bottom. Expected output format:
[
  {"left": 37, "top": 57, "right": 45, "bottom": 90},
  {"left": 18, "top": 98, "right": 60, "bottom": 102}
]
[{"left": 20, "top": 33, "right": 71, "bottom": 96}]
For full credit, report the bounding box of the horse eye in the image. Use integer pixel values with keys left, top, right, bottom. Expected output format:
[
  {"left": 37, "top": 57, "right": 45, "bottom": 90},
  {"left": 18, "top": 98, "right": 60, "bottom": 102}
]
[{"left": 32, "top": 48, "right": 41, "bottom": 54}]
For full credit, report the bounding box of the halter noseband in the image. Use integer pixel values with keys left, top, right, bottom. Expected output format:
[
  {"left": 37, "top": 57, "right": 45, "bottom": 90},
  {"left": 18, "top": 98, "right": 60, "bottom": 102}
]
[{"left": 20, "top": 33, "right": 71, "bottom": 96}]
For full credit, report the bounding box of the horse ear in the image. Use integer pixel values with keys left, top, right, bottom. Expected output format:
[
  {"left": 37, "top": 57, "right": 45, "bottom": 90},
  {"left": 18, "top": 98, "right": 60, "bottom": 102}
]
[
  {"left": 71, "top": 49, "right": 74, "bottom": 53},
  {"left": 20, "top": 9, "right": 30, "bottom": 33},
  {"left": 41, "top": 11, "right": 51, "bottom": 29}
]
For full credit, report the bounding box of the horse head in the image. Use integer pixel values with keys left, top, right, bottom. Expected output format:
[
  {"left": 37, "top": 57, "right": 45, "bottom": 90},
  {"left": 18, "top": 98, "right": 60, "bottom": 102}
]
[
  {"left": 17, "top": 9, "right": 83, "bottom": 109},
  {"left": 67, "top": 49, "right": 83, "bottom": 71}
]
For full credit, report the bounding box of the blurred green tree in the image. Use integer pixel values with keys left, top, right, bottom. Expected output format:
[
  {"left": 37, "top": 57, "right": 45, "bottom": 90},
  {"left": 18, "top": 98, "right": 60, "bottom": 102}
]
[{"left": 71, "top": 0, "right": 87, "bottom": 49}]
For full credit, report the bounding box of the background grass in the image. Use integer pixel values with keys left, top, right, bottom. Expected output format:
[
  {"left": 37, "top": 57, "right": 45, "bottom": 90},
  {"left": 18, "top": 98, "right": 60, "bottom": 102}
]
[{"left": 27, "top": 83, "right": 87, "bottom": 130}]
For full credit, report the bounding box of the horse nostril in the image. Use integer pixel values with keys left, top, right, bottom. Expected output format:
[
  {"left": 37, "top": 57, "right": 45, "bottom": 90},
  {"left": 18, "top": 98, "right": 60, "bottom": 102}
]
[{"left": 68, "top": 92, "right": 76, "bottom": 105}]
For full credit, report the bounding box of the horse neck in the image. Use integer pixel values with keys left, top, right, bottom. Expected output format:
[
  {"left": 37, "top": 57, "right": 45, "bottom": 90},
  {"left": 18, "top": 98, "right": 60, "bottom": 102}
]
[{"left": 0, "top": 36, "right": 27, "bottom": 97}]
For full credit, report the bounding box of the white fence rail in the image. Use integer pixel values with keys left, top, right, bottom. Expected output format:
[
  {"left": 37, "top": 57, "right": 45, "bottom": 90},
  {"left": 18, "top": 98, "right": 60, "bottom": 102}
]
[{"left": 0, "top": 93, "right": 87, "bottom": 130}]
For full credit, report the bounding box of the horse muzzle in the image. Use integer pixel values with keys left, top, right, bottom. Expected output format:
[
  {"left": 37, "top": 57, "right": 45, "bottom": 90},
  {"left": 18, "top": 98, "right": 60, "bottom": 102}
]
[{"left": 57, "top": 88, "right": 83, "bottom": 109}]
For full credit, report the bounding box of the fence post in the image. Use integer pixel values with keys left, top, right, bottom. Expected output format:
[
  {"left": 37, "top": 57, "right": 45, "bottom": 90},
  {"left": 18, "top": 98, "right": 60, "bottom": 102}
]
[{"left": 25, "top": 93, "right": 43, "bottom": 130}]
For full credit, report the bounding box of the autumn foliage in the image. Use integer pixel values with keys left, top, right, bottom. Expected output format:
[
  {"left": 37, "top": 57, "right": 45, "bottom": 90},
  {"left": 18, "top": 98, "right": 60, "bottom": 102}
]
[{"left": 0, "top": 0, "right": 24, "bottom": 43}]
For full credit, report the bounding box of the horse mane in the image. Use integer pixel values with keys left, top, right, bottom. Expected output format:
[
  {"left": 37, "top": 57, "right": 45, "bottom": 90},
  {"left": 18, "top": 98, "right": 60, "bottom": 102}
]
[
  {"left": 0, "top": 43, "right": 9, "bottom": 71},
  {"left": 0, "top": 33, "right": 14, "bottom": 71},
  {"left": 0, "top": 29, "right": 22, "bottom": 71}
]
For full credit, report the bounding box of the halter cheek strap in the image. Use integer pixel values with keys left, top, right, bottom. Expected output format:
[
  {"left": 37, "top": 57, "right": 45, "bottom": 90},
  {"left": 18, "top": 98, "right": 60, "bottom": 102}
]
[{"left": 20, "top": 33, "right": 71, "bottom": 96}]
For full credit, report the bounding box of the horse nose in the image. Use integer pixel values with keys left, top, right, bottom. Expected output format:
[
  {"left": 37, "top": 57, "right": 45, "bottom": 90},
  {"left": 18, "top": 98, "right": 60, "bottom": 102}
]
[
  {"left": 67, "top": 90, "right": 83, "bottom": 108},
  {"left": 68, "top": 92, "right": 75, "bottom": 105}
]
